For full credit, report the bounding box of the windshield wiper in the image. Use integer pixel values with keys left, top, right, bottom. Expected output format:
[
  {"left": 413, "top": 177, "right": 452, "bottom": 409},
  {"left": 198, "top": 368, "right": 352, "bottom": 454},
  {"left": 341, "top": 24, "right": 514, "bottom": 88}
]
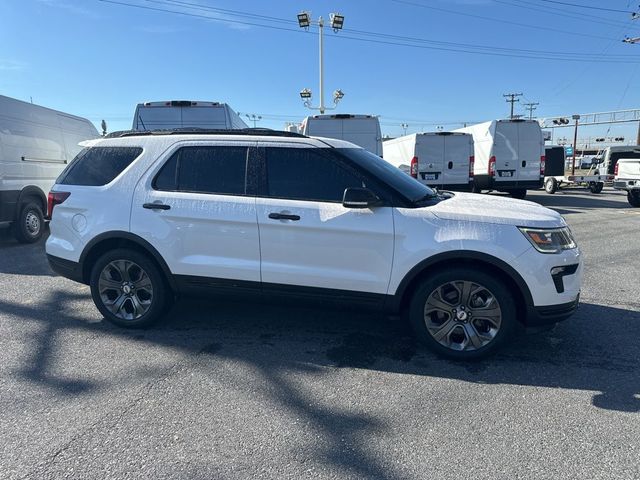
[{"left": 413, "top": 192, "right": 439, "bottom": 203}]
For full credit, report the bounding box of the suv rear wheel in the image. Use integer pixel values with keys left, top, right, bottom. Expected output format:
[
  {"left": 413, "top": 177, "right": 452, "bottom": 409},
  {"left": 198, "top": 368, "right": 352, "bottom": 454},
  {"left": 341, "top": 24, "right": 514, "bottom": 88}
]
[
  {"left": 90, "top": 248, "right": 168, "bottom": 328},
  {"left": 408, "top": 268, "right": 517, "bottom": 359}
]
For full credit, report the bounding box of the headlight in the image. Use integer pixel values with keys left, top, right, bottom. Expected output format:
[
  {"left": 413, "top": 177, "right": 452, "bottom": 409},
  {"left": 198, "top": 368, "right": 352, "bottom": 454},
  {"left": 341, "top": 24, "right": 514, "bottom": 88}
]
[{"left": 518, "top": 227, "right": 576, "bottom": 254}]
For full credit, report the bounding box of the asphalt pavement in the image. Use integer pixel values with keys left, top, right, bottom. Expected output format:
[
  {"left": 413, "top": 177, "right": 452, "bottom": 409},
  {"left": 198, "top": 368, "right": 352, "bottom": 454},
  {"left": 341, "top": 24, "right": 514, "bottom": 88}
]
[{"left": 0, "top": 187, "right": 638, "bottom": 480}]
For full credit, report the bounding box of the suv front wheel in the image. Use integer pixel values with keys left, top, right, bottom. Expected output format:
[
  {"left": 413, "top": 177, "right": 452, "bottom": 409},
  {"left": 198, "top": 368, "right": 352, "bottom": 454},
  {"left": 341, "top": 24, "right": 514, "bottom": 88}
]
[
  {"left": 90, "top": 249, "right": 169, "bottom": 328},
  {"left": 408, "top": 268, "right": 517, "bottom": 359}
]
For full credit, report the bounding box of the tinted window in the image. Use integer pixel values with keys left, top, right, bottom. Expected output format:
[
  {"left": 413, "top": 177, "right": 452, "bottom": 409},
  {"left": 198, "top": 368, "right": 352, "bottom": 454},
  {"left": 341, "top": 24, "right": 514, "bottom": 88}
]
[
  {"left": 58, "top": 147, "right": 142, "bottom": 186},
  {"left": 337, "top": 148, "right": 435, "bottom": 202},
  {"left": 266, "top": 148, "right": 363, "bottom": 202},
  {"left": 154, "top": 146, "right": 247, "bottom": 195}
]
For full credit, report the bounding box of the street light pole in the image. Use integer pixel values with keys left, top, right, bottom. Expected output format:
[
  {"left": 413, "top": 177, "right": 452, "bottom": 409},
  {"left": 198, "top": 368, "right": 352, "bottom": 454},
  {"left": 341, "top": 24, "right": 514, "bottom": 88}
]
[
  {"left": 297, "top": 11, "right": 344, "bottom": 114},
  {"left": 318, "top": 16, "right": 325, "bottom": 114}
]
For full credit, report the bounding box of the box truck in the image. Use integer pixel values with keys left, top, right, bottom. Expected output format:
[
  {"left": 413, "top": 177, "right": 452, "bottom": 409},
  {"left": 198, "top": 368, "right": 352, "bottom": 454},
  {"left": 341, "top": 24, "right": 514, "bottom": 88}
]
[
  {"left": 0, "top": 95, "right": 99, "bottom": 242},
  {"left": 132, "top": 100, "right": 248, "bottom": 130},
  {"left": 382, "top": 132, "right": 474, "bottom": 191},
  {"left": 455, "top": 119, "right": 544, "bottom": 199},
  {"left": 300, "top": 114, "right": 382, "bottom": 156}
]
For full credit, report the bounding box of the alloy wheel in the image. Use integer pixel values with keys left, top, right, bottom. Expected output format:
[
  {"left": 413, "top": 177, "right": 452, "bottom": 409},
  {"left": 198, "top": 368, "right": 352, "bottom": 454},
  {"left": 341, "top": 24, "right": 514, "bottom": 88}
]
[
  {"left": 423, "top": 280, "right": 502, "bottom": 351},
  {"left": 98, "top": 260, "right": 154, "bottom": 321}
]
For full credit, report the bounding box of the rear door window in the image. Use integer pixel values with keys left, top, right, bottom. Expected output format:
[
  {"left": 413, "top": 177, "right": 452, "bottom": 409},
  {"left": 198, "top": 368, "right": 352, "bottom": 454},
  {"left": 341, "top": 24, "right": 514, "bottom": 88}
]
[
  {"left": 153, "top": 146, "right": 248, "bottom": 195},
  {"left": 57, "top": 147, "right": 143, "bottom": 186}
]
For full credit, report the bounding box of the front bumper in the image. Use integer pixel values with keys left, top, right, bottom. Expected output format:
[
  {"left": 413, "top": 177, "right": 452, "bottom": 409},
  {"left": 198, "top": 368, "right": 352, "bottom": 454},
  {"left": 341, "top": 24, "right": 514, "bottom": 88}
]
[{"left": 526, "top": 295, "right": 580, "bottom": 326}]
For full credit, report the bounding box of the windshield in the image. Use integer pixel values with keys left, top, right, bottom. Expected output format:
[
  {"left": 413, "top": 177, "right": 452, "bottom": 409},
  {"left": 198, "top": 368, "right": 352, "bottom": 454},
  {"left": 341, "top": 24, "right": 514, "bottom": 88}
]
[{"left": 337, "top": 148, "right": 436, "bottom": 201}]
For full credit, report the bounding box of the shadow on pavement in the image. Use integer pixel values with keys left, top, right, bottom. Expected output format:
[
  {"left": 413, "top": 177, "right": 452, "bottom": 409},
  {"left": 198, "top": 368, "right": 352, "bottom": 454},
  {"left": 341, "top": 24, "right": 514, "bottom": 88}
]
[{"left": 0, "top": 229, "right": 55, "bottom": 276}]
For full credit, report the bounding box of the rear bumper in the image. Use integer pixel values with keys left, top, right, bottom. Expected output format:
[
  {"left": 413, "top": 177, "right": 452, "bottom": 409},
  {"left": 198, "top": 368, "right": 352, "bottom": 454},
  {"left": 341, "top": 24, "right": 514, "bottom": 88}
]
[
  {"left": 474, "top": 174, "right": 543, "bottom": 190},
  {"left": 526, "top": 295, "right": 579, "bottom": 326},
  {"left": 613, "top": 179, "right": 640, "bottom": 190},
  {"left": 47, "top": 254, "right": 84, "bottom": 283}
]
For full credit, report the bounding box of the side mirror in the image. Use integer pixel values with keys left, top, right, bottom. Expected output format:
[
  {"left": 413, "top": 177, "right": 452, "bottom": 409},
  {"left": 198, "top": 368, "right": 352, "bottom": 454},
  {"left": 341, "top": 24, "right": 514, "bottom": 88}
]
[{"left": 342, "top": 187, "right": 381, "bottom": 209}]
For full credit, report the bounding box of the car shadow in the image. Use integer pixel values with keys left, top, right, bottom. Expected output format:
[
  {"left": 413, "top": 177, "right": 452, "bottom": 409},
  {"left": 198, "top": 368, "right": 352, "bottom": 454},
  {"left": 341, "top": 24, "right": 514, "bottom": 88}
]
[
  {"left": 0, "top": 228, "right": 55, "bottom": 276},
  {"left": 2, "top": 287, "right": 638, "bottom": 478}
]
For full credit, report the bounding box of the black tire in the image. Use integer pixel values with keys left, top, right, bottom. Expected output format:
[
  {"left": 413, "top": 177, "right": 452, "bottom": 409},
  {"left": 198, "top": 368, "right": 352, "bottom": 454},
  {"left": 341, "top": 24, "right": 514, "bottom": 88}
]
[
  {"left": 544, "top": 177, "right": 558, "bottom": 194},
  {"left": 90, "top": 248, "right": 169, "bottom": 328},
  {"left": 628, "top": 190, "right": 640, "bottom": 208},
  {"left": 589, "top": 182, "right": 604, "bottom": 194},
  {"left": 12, "top": 201, "right": 45, "bottom": 243},
  {"left": 510, "top": 189, "right": 527, "bottom": 200},
  {"left": 408, "top": 268, "right": 517, "bottom": 360}
]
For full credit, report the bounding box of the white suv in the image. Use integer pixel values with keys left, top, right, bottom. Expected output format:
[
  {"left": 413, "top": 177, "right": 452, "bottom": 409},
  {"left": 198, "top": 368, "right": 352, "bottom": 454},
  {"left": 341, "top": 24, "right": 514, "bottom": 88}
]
[{"left": 46, "top": 129, "right": 582, "bottom": 359}]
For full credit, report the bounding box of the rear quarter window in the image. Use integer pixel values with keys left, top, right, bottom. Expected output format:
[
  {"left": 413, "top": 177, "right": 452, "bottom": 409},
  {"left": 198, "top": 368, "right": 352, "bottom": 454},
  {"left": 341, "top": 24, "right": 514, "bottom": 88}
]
[{"left": 57, "top": 147, "right": 143, "bottom": 186}]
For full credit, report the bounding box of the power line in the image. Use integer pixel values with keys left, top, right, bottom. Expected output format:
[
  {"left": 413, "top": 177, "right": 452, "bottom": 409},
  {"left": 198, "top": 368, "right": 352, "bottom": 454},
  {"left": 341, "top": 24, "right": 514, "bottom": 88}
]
[
  {"left": 495, "top": 0, "right": 640, "bottom": 30},
  {"left": 529, "top": 0, "right": 635, "bottom": 14},
  {"left": 97, "top": 0, "right": 640, "bottom": 63},
  {"left": 388, "top": 0, "right": 622, "bottom": 41},
  {"left": 144, "top": 0, "right": 636, "bottom": 57}
]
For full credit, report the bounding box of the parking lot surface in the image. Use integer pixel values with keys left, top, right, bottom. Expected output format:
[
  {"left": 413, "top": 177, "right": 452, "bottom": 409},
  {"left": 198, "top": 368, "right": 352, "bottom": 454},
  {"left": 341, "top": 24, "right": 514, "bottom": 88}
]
[{"left": 1, "top": 188, "right": 638, "bottom": 480}]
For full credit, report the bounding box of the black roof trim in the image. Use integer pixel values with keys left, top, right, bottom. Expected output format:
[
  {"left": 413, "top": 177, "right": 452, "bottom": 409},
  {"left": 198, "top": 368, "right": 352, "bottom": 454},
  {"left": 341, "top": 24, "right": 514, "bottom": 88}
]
[{"left": 105, "top": 128, "right": 308, "bottom": 139}]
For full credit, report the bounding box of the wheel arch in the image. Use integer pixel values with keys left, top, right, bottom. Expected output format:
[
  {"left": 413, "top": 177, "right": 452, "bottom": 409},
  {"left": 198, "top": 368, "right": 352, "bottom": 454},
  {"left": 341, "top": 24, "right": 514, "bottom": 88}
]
[
  {"left": 17, "top": 186, "right": 47, "bottom": 216},
  {"left": 389, "top": 251, "right": 534, "bottom": 324},
  {"left": 79, "top": 231, "right": 177, "bottom": 292}
]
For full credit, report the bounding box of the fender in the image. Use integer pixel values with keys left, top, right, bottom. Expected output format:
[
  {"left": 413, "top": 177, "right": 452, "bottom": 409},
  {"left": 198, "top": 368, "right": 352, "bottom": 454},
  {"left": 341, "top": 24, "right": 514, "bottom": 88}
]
[
  {"left": 387, "top": 250, "right": 534, "bottom": 313},
  {"left": 17, "top": 185, "right": 47, "bottom": 214},
  {"left": 79, "top": 231, "right": 177, "bottom": 291}
]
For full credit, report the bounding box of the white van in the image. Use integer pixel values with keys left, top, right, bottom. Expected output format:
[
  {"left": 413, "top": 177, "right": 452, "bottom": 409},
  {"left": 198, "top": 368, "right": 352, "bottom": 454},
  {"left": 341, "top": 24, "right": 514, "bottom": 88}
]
[
  {"left": 132, "top": 100, "right": 248, "bottom": 131},
  {"left": 382, "top": 132, "right": 474, "bottom": 191},
  {"left": 300, "top": 114, "right": 382, "bottom": 156},
  {"left": 455, "top": 119, "right": 544, "bottom": 199},
  {"left": 0, "top": 95, "right": 99, "bottom": 242}
]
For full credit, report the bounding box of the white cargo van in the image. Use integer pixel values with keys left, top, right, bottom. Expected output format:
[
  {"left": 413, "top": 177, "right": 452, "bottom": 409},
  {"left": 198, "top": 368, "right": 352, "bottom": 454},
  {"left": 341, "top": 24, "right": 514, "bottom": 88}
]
[
  {"left": 455, "top": 119, "right": 544, "bottom": 199},
  {"left": 382, "top": 132, "right": 474, "bottom": 191},
  {"left": 132, "top": 100, "right": 248, "bottom": 130},
  {"left": 0, "top": 95, "right": 99, "bottom": 242},
  {"left": 300, "top": 114, "right": 382, "bottom": 156}
]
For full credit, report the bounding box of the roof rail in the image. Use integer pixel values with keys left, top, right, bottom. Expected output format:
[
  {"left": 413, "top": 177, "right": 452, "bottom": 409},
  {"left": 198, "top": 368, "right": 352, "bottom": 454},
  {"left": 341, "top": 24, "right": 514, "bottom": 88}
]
[{"left": 104, "top": 127, "right": 308, "bottom": 139}]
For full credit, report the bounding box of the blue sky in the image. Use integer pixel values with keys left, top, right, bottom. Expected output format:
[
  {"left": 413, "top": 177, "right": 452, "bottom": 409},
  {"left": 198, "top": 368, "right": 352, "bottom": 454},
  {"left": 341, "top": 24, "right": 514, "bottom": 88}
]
[{"left": 1, "top": 0, "right": 639, "bottom": 141}]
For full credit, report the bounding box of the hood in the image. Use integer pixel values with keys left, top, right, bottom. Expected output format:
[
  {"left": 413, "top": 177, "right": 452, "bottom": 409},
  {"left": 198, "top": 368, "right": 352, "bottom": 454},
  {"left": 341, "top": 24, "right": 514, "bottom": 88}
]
[{"left": 430, "top": 192, "right": 566, "bottom": 228}]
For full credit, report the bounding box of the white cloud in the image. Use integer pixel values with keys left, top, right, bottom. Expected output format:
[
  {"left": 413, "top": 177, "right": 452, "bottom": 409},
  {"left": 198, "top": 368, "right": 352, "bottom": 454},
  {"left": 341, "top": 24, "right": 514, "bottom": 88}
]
[{"left": 37, "top": 0, "right": 103, "bottom": 19}]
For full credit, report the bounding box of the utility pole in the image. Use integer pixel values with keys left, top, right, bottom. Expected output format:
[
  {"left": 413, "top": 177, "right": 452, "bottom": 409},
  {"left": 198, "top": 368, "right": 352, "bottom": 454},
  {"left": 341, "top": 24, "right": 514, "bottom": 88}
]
[
  {"left": 637, "top": 120, "right": 640, "bottom": 146},
  {"left": 503, "top": 93, "right": 523, "bottom": 119},
  {"left": 572, "top": 115, "right": 580, "bottom": 176},
  {"left": 401, "top": 123, "right": 408, "bottom": 135},
  {"left": 523, "top": 102, "right": 539, "bottom": 120}
]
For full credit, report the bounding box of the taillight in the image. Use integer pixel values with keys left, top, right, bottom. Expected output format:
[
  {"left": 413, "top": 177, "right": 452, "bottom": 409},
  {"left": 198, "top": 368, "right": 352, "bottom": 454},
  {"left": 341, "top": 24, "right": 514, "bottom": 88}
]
[
  {"left": 614, "top": 162, "right": 619, "bottom": 176},
  {"left": 469, "top": 155, "right": 475, "bottom": 179},
  {"left": 488, "top": 156, "right": 496, "bottom": 177},
  {"left": 47, "top": 191, "right": 70, "bottom": 219},
  {"left": 410, "top": 156, "right": 418, "bottom": 178},
  {"left": 540, "top": 155, "right": 546, "bottom": 177}
]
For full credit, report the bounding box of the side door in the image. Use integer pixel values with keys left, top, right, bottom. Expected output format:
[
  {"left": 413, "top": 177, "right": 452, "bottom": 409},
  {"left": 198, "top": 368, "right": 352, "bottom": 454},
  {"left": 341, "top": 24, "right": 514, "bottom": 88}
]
[
  {"left": 517, "top": 123, "right": 543, "bottom": 184},
  {"left": 416, "top": 135, "right": 445, "bottom": 187},
  {"left": 442, "top": 134, "right": 472, "bottom": 187},
  {"left": 130, "top": 142, "right": 261, "bottom": 284},
  {"left": 493, "top": 121, "right": 519, "bottom": 183},
  {"left": 255, "top": 144, "right": 395, "bottom": 296}
]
